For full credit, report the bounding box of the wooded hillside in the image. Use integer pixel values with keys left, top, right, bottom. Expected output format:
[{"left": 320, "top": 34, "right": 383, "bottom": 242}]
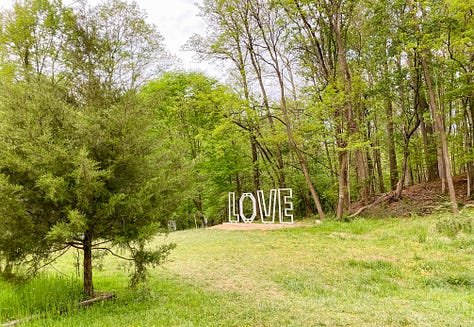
[{"left": 185, "top": 0, "right": 473, "bottom": 219}]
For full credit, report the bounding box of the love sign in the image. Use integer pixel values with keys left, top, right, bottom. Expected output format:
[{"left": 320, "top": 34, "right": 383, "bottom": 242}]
[{"left": 228, "top": 188, "right": 294, "bottom": 224}]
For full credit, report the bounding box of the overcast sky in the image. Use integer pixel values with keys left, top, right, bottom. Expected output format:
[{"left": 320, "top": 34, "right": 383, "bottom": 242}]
[
  {"left": 133, "top": 0, "right": 209, "bottom": 72},
  {"left": 1, "top": 0, "right": 214, "bottom": 75}
]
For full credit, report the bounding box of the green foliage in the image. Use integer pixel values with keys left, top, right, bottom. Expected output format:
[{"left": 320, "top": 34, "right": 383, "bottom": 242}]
[
  {"left": 0, "top": 0, "right": 173, "bottom": 294},
  {"left": 128, "top": 242, "right": 177, "bottom": 288},
  {"left": 436, "top": 208, "right": 474, "bottom": 237},
  {"left": 0, "top": 174, "right": 33, "bottom": 272},
  {"left": 141, "top": 71, "right": 249, "bottom": 226}
]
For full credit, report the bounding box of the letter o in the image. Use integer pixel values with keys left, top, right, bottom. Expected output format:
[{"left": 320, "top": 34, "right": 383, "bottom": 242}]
[{"left": 239, "top": 193, "right": 257, "bottom": 223}]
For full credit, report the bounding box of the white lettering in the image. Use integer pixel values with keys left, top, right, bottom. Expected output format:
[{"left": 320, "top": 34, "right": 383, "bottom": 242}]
[
  {"left": 239, "top": 193, "right": 257, "bottom": 223},
  {"left": 257, "top": 189, "right": 277, "bottom": 224},
  {"left": 228, "top": 189, "right": 294, "bottom": 224},
  {"left": 279, "top": 188, "right": 294, "bottom": 224},
  {"left": 228, "top": 192, "right": 240, "bottom": 223}
]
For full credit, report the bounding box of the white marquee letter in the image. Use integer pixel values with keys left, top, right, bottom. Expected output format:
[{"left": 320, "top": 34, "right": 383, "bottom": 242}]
[
  {"left": 279, "top": 188, "right": 294, "bottom": 224},
  {"left": 228, "top": 192, "right": 240, "bottom": 223},
  {"left": 239, "top": 193, "right": 257, "bottom": 223},
  {"left": 257, "top": 189, "right": 278, "bottom": 224}
]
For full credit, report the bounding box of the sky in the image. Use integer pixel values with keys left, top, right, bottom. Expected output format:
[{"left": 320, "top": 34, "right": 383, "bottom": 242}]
[
  {"left": 132, "top": 0, "right": 209, "bottom": 73},
  {"left": 1, "top": 0, "right": 215, "bottom": 76}
]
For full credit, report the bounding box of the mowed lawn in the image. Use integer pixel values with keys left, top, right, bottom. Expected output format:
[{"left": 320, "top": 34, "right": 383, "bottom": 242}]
[{"left": 1, "top": 216, "right": 474, "bottom": 326}]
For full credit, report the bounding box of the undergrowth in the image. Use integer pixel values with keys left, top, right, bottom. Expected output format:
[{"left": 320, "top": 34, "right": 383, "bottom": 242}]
[{"left": 436, "top": 207, "right": 474, "bottom": 237}]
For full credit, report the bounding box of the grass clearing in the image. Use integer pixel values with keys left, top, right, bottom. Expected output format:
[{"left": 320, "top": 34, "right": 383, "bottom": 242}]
[{"left": 1, "top": 216, "right": 474, "bottom": 326}]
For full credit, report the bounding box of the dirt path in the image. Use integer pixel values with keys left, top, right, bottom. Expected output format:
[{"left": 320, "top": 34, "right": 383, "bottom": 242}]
[{"left": 209, "top": 222, "right": 311, "bottom": 230}]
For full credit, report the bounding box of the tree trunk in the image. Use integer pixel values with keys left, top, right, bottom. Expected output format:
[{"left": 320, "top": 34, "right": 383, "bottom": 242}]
[
  {"left": 250, "top": 135, "right": 260, "bottom": 192},
  {"left": 332, "top": 4, "right": 369, "bottom": 205},
  {"left": 466, "top": 91, "right": 474, "bottom": 199},
  {"left": 385, "top": 99, "right": 398, "bottom": 190},
  {"left": 419, "top": 96, "right": 439, "bottom": 182},
  {"left": 366, "top": 148, "right": 375, "bottom": 197},
  {"left": 323, "top": 138, "right": 335, "bottom": 179},
  {"left": 395, "top": 113, "right": 421, "bottom": 198},
  {"left": 236, "top": 174, "right": 241, "bottom": 194},
  {"left": 405, "top": 163, "right": 412, "bottom": 186},
  {"left": 367, "top": 120, "right": 380, "bottom": 196},
  {"left": 347, "top": 152, "right": 352, "bottom": 212},
  {"left": 396, "top": 145, "right": 410, "bottom": 198},
  {"left": 236, "top": 33, "right": 260, "bottom": 195},
  {"left": 278, "top": 76, "right": 325, "bottom": 219},
  {"left": 337, "top": 149, "right": 349, "bottom": 219},
  {"left": 467, "top": 163, "right": 473, "bottom": 199},
  {"left": 245, "top": 24, "right": 286, "bottom": 188},
  {"left": 437, "top": 146, "right": 447, "bottom": 193},
  {"left": 193, "top": 196, "right": 206, "bottom": 227},
  {"left": 249, "top": 2, "right": 323, "bottom": 219},
  {"left": 250, "top": 135, "right": 261, "bottom": 219},
  {"left": 374, "top": 141, "right": 385, "bottom": 193},
  {"left": 412, "top": 53, "right": 439, "bottom": 183},
  {"left": 420, "top": 57, "right": 458, "bottom": 213},
  {"left": 298, "top": 185, "right": 314, "bottom": 217},
  {"left": 83, "top": 230, "right": 94, "bottom": 297},
  {"left": 2, "top": 261, "right": 13, "bottom": 276}
]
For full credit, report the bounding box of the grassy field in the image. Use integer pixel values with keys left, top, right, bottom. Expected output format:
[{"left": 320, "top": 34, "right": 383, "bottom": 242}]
[{"left": 1, "top": 215, "right": 474, "bottom": 326}]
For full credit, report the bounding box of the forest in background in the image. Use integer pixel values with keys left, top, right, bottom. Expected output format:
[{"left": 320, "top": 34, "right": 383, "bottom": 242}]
[
  {"left": 186, "top": 0, "right": 473, "bottom": 221},
  {"left": 0, "top": 0, "right": 473, "bottom": 291}
]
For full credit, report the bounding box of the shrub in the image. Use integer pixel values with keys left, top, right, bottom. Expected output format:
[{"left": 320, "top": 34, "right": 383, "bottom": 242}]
[{"left": 436, "top": 207, "right": 474, "bottom": 237}]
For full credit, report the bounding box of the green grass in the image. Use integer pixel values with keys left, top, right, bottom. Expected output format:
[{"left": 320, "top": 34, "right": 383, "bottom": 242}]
[
  {"left": 0, "top": 275, "right": 82, "bottom": 322},
  {"left": 1, "top": 216, "right": 474, "bottom": 326}
]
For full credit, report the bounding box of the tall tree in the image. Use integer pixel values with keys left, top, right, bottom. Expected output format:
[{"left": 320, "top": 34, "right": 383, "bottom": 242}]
[
  {"left": 407, "top": 0, "right": 458, "bottom": 213},
  {"left": 244, "top": 0, "right": 325, "bottom": 219},
  {"left": 0, "top": 0, "right": 173, "bottom": 296}
]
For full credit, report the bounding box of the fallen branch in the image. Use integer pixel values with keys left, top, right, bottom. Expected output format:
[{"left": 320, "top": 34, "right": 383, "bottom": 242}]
[
  {"left": 1, "top": 314, "right": 41, "bottom": 327},
  {"left": 78, "top": 292, "right": 115, "bottom": 308},
  {"left": 349, "top": 191, "right": 397, "bottom": 218}
]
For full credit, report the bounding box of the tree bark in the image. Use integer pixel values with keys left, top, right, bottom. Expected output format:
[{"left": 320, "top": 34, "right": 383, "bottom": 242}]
[
  {"left": 420, "top": 60, "right": 458, "bottom": 212},
  {"left": 395, "top": 113, "right": 421, "bottom": 198},
  {"left": 243, "top": 18, "right": 286, "bottom": 188},
  {"left": 83, "top": 230, "right": 94, "bottom": 297},
  {"left": 418, "top": 86, "right": 439, "bottom": 182},
  {"left": 466, "top": 89, "right": 474, "bottom": 199},
  {"left": 78, "top": 293, "right": 115, "bottom": 307},
  {"left": 395, "top": 145, "right": 410, "bottom": 198},
  {"left": 385, "top": 98, "right": 398, "bottom": 190},
  {"left": 337, "top": 150, "right": 349, "bottom": 219},
  {"left": 373, "top": 140, "right": 385, "bottom": 194},
  {"left": 250, "top": 135, "right": 260, "bottom": 191},
  {"left": 278, "top": 73, "right": 325, "bottom": 219},
  {"left": 323, "top": 138, "right": 335, "bottom": 179},
  {"left": 249, "top": 2, "right": 324, "bottom": 219}
]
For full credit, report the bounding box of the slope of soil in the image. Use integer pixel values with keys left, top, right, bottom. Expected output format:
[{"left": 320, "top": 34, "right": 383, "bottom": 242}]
[
  {"left": 358, "top": 174, "right": 473, "bottom": 218},
  {"left": 211, "top": 175, "right": 472, "bottom": 230}
]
